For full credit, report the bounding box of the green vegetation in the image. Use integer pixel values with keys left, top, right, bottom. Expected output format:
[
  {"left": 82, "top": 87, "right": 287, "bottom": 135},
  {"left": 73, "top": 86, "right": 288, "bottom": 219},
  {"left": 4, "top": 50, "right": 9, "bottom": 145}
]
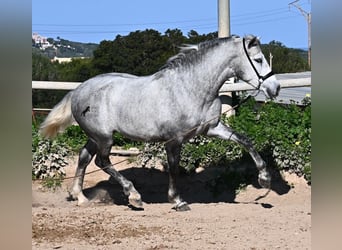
[
  {"left": 32, "top": 96, "right": 311, "bottom": 189},
  {"left": 229, "top": 96, "right": 311, "bottom": 183},
  {"left": 33, "top": 29, "right": 309, "bottom": 79},
  {"left": 139, "top": 96, "right": 311, "bottom": 184},
  {"left": 32, "top": 124, "right": 69, "bottom": 189},
  {"left": 32, "top": 29, "right": 309, "bottom": 110},
  {"left": 32, "top": 29, "right": 311, "bottom": 189},
  {"left": 261, "top": 41, "right": 310, "bottom": 73}
]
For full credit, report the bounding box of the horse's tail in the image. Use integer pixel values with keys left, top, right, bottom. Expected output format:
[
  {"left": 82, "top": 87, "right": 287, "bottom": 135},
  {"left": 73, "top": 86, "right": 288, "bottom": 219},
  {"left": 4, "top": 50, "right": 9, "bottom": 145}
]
[{"left": 39, "top": 91, "right": 75, "bottom": 138}]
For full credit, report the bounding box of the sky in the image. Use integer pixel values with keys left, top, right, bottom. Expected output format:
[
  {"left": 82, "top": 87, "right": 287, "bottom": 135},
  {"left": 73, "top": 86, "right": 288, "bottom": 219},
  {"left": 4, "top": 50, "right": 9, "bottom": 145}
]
[{"left": 32, "top": 0, "right": 311, "bottom": 49}]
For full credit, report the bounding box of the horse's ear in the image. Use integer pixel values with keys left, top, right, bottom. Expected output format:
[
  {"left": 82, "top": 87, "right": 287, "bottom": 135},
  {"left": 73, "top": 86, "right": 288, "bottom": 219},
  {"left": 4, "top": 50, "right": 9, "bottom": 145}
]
[{"left": 247, "top": 36, "right": 259, "bottom": 49}]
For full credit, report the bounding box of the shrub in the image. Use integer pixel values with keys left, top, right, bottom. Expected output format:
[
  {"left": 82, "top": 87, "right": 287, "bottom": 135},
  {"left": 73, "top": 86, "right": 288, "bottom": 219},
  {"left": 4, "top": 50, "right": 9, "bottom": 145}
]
[
  {"left": 137, "top": 96, "right": 311, "bottom": 183},
  {"left": 180, "top": 136, "right": 243, "bottom": 172},
  {"left": 54, "top": 125, "right": 88, "bottom": 153},
  {"left": 228, "top": 96, "right": 311, "bottom": 183},
  {"left": 32, "top": 96, "right": 311, "bottom": 186},
  {"left": 32, "top": 139, "right": 69, "bottom": 183},
  {"left": 32, "top": 124, "right": 69, "bottom": 189},
  {"left": 31, "top": 122, "right": 143, "bottom": 185},
  {"left": 54, "top": 125, "right": 142, "bottom": 153},
  {"left": 138, "top": 137, "right": 244, "bottom": 173}
]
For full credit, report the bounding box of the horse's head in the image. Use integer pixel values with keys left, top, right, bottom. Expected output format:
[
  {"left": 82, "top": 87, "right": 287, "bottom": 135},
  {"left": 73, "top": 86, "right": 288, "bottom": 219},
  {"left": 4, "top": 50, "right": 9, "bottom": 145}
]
[{"left": 237, "top": 35, "right": 280, "bottom": 99}]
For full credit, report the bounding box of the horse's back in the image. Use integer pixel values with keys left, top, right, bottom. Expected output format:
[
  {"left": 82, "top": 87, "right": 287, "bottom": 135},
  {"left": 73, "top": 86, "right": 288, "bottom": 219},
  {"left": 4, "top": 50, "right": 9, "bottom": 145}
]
[
  {"left": 69, "top": 71, "right": 219, "bottom": 142},
  {"left": 70, "top": 73, "right": 162, "bottom": 138}
]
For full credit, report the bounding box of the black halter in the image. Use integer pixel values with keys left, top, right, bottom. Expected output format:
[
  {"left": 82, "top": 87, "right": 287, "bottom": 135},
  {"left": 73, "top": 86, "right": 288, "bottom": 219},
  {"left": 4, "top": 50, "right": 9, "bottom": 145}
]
[{"left": 242, "top": 38, "right": 274, "bottom": 90}]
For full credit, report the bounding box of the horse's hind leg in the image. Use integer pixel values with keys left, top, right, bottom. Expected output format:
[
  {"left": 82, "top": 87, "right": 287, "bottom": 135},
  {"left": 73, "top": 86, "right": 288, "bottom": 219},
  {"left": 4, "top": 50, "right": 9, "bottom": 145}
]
[
  {"left": 69, "top": 139, "right": 97, "bottom": 206},
  {"left": 206, "top": 122, "right": 271, "bottom": 189},
  {"left": 165, "top": 142, "right": 190, "bottom": 211},
  {"left": 94, "top": 136, "right": 143, "bottom": 208}
]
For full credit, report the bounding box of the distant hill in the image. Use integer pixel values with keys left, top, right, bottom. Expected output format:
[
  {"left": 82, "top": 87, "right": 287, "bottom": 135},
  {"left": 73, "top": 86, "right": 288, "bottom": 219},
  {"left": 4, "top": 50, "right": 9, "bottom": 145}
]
[{"left": 32, "top": 37, "right": 99, "bottom": 59}]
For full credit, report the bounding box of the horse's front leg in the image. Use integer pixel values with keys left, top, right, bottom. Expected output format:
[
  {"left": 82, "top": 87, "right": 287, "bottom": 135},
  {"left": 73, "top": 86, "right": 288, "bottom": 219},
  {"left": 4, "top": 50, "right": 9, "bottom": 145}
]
[
  {"left": 206, "top": 122, "right": 271, "bottom": 189},
  {"left": 165, "top": 142, "right": 190, "bottom": 211}
]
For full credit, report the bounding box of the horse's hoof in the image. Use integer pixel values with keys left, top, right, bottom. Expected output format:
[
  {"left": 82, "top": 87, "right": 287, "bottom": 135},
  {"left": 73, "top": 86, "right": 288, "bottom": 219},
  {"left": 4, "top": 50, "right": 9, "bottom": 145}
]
[
  {"left": 172, "top": 201, "right": 191, "bottom": 211},
  {"left": 76, "top": 192, "right": 90, "bottom": 206},
  {"left": 258, "top": 170, "right": 271, "bottom": 189},
  {"left": 128, "top": 192, "right": 143, "bottom": 208},
  {"left": 77, "top": 200, "right": 91, "bottom": 207}
]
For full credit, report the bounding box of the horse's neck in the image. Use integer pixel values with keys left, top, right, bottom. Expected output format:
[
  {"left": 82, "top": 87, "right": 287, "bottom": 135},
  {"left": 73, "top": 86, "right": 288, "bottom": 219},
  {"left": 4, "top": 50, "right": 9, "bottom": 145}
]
[{"left": 174, "top": 49, "right": 236, "bottom": 100}]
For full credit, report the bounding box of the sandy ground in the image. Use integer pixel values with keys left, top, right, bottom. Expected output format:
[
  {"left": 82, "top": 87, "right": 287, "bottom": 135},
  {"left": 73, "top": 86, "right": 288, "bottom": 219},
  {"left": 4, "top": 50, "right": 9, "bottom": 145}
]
[{"left": 32, "top": 155, "right": 311, "bottom": 250}]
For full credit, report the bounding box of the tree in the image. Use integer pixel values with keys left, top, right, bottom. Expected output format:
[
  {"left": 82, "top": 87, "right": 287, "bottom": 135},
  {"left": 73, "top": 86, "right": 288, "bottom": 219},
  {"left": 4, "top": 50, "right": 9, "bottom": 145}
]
[
  {"left": 186, "top": 30, "right": 217, "bottom": 44},
  {"left": 261, "top": 41, "right": 309, "bottom": 73},
  {"left": 165, "top": 29, "right": 186, "bottom": 54},
  {"left": 56, "top": 58, "right": 94, "bottom": 82},
  {"left": 92, "top": 29, "right": 174, "bottom": 76},
  {"left": 91, "top": 40, "right": 115, "bottom": 74},
  {"left": 91, "top": 29, "right": 222, "bottom": 76},
  {"left": 32, "top": 53, "right": 57, "bottom": 81}
]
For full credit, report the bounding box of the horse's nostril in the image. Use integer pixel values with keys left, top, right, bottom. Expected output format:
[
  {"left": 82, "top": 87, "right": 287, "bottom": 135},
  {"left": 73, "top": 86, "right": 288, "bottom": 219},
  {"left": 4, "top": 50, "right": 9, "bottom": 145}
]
[{"left": 276, "top": 85, "right": 280, "bottom": 96}]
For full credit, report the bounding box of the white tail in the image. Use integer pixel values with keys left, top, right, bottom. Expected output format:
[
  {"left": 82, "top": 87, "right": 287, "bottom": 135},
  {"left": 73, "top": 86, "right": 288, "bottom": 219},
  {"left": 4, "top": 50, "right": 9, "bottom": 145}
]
[{"left": 39, "top": 92, "right": 74, "bottom": 138}]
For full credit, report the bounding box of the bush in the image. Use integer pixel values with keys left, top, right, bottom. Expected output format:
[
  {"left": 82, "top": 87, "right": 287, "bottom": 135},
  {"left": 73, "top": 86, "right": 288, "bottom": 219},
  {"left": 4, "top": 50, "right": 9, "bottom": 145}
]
[
  {"left": 32, "top": 121, "right": 143, "bottom": 185},
  {"left": 54, "top": 125, "right": 88, "bottom": 153},
  {"left": 180, "top": 136, "right": 243, "bottom": 172},
  {"left": 228, "top": 96, "right": 311, "bottom": 183},
  {"left": 32, "top": 96, "right": 311, "bottom": 186},
  {"left": 138, "top": 96, "right": 311, "bottom": 183},
  {"left": 138, "top": 137, "right": 244, "bottom": 173},
  {"left": 54, "top": 125, "right": 142, "bottom": 153},
  {"left": 32, "top": 139, "right": 69, "bottom": 179},
  {"left": 32, "top": 124, "right": 69, "bottom": 189}
]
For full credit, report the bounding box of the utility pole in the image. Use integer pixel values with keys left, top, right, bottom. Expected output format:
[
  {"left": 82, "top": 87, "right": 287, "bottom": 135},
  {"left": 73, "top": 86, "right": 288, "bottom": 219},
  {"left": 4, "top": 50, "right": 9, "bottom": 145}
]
[
  {"left": 289, "top": 0, "right": 311, "bottom": 68},
  {"left": 218, "top": 0, "right": 230, "bottom": 38},
  {"left": 218, "top": 0, "right": 234, "bottom": 115}
]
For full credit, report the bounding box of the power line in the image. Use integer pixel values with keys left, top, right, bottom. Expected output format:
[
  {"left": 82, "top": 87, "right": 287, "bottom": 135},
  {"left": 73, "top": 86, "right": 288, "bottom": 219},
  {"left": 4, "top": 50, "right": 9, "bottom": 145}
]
[
  {"left": 33, "top": 14, "right": 301, "bottom": 37},
  {"left": 32, "top": 6, "right": 297, "bottom": 28},
  {"left": 32, "top": 5, "right": 308, "bottom": 44},
  {"left": 33, "top": 13, "right": 300, "bottom": 34},
  {"left": 32, "top": 18, "right": 216, "bottom": 28}
]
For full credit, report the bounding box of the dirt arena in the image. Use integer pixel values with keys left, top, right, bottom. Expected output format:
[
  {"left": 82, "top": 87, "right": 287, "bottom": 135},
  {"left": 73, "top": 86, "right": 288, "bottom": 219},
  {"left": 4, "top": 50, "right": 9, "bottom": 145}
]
[{"left": 32, "top": 155, "right": 311, "bottom": 249}]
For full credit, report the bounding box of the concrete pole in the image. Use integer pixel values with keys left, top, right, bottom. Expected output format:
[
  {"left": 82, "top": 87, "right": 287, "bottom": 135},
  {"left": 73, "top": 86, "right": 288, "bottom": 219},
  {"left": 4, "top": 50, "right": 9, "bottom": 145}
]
[
  {"left": 218, "top": 0, "right": 230, "bottom": 38},
  {"left": 218, "top": 0, "right": 234, "bottom": 115},
  {"left": 289, "top": 0, "right": 311, "bottom": 68}
]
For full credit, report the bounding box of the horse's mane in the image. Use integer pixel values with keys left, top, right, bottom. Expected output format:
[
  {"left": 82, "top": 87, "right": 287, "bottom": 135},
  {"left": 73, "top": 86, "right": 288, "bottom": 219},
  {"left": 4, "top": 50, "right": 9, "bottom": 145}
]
[{"left": 159, "top": 35, "right": 240, "bottom": 71}]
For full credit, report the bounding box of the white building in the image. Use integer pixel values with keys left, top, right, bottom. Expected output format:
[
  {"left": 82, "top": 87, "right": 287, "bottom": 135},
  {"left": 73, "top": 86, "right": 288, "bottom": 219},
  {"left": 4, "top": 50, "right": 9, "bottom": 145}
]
[{"left": 32, "top": 33, "right": 54, "bottom": 50}]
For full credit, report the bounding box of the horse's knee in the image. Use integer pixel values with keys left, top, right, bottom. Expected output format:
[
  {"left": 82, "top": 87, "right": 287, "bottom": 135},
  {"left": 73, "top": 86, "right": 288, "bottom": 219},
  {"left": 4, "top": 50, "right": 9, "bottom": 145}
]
[
  {"left": 256, "top": 159, "right": 266, "bottom": 170},
  {"left": 94, "top": 154, "right": 110, "bottom": 168},
  {"left": 78, "top": 149, "right": 93, "bottom": 166}
]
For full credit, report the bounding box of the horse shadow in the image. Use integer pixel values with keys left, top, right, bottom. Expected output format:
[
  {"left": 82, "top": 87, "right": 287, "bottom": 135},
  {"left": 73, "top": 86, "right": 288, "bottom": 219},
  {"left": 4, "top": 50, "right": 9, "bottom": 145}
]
[{"left": 81, "top": 158, "right": 291, "bottom": 208}]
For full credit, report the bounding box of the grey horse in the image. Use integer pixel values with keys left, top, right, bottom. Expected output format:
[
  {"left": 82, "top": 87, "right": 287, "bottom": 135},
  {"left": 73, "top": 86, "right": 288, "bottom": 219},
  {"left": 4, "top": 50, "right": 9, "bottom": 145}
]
[{"left": 40, "top": 35, "right": 280, "bottom": 211}]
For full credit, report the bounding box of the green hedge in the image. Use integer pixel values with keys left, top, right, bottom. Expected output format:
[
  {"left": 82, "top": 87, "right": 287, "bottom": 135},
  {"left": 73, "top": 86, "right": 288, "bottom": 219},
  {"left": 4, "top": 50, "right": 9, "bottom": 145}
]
[
  {"left": 140, "top": 96, "right": 311, "bottom": 183},
  {"left": 228, "top": 96, "right": 311, "bottom": 183},
  {"left": 32, "top": 96, "right": 311, "bottom": 184}
]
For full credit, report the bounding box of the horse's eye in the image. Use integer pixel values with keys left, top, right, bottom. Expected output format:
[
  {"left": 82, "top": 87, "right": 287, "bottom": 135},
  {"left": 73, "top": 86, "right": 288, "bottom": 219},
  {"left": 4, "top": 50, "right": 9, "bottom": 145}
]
[{"left": 254, "top": 58, "right": 262, "bottom": 64}]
